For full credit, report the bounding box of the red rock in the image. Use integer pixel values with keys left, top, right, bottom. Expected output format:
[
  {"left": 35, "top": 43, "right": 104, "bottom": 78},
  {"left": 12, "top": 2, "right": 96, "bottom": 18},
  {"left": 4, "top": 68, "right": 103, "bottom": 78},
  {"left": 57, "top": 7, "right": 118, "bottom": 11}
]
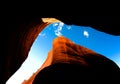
[{"left": 23, "top": 36, "right": 120, "bottom": 84}]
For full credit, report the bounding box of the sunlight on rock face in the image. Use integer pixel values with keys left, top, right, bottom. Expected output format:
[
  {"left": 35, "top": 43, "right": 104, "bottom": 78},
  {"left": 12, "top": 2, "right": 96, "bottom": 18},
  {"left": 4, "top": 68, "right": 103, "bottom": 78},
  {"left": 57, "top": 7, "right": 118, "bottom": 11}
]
[{"left": 42, "top": 18, "right": 61, "bottom": 23}]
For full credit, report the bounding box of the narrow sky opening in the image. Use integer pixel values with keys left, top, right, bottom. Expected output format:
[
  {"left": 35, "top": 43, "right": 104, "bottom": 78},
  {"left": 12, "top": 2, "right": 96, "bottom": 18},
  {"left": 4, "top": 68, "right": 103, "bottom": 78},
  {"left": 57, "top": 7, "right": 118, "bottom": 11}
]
[{"left": 6, "top": 22, "right": 120, "bottom": 84}]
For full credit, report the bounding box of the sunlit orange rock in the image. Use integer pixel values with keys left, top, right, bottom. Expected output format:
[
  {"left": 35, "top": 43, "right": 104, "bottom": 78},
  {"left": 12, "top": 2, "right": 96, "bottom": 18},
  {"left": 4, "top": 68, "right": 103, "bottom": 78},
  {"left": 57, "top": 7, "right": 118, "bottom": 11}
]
[
  {"left": 51, "top": 36, "right": 96, "bottom": 66},
  {"left": 23, "top": 36, "right": 120, "bottom": 84}
]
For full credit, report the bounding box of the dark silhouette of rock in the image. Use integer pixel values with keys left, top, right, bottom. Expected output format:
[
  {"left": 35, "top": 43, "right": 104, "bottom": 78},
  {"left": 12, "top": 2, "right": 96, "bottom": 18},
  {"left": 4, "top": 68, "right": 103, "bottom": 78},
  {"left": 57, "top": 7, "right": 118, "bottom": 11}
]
[
  {"left": 32, "top": 36, "right": 120, "bottom": 84},
  {"left": 55, "top": 16, "right": 120, "bottom": 35},
  {"left": 2, "top": 16, "right": 120, "bottom": 84}
]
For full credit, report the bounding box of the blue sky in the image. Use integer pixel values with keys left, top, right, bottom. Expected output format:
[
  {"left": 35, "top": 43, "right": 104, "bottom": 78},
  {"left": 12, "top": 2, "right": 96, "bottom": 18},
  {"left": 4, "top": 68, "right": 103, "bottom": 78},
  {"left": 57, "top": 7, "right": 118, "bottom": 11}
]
[{"left": 6, "top": 22, "right": 120, "bottom": 84}]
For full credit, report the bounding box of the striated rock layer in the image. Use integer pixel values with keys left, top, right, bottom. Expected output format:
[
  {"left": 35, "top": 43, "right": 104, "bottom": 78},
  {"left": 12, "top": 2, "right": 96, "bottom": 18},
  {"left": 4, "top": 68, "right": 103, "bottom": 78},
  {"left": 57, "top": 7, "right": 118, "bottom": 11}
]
[{"left": 24, "top": 36, "right": 120, "bottom": 84}]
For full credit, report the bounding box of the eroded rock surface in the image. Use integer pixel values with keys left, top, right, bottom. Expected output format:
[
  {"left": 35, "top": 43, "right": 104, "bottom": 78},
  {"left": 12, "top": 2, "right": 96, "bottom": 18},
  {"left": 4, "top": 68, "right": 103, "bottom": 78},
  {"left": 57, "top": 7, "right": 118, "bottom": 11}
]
[{"left": 24, "top": 36, "right": 120, "bottom": 84}]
